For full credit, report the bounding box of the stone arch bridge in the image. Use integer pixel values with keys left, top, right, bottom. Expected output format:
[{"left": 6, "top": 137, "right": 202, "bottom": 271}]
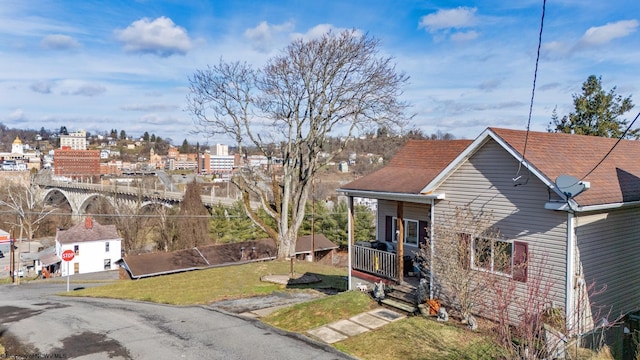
[{"left": 35, "top": 180, "right": 240, "bottom": 217}]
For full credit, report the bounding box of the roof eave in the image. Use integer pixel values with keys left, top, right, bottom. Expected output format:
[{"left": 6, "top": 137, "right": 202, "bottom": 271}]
[
  {"left": 339, "top": 189, "right": 444, "bottom": 203},
  {"left": 545, "top": 199, "right": 640, "bottom": 212}
]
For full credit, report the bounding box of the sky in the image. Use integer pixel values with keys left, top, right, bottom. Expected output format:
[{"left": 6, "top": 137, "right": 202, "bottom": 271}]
[{"left": 1, "top": 0, "right": 639, "bottom": 146}]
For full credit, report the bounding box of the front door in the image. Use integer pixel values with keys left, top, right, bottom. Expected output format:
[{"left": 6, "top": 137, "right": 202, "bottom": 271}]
[{"left": 74, "top": 262, "right": 79, "bottom": 274}]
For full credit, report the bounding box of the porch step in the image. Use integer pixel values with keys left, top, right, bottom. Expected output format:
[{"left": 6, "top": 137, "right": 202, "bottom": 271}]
[
  {"left": 380, "top": 298, "right": 417, "bottom": 315},
  {"left": 386, "top": 288, "right": 417, "bottom": 304}
]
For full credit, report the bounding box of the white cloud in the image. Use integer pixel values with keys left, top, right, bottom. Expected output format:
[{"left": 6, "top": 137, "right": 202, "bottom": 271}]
[
  {"left": 9, "top": 109, "right": 26, "bottom": 121},
  {"left": 577, "top": 19, "right": 638, "bottom": 48},
  {"left": 244, "top": 21, "right": 294, "bottom": 53},
  {"left": 121, "top": 104, "right": 179, "bottom": 112},
  {"left": 59, "top": 82, "right": 106, "bottom": 97},
  {"left": 115, "top": 16, "right": 193, "bottom": 57},
  {"left": 291, "top": 24, "right": 362, "bottom": 42},
  {"left": 419, "top": 7, "right": 478, "bottom": 32},
  {"left": 30, "top": 81, "right": 54, "bottom": 94},
  {"left": 450, "top": 30, "right": 478, "bottom": 42},
  {"left": 40, "top": 34, "right": 81, "bottom": 50}
]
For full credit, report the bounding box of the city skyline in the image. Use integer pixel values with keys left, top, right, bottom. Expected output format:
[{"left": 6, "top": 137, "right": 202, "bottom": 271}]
[{"left": 1, "top": 0, "right": 639, "bottom": 145}]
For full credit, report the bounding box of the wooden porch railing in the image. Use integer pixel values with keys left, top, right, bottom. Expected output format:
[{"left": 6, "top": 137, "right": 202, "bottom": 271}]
[{"left": 352, "top": 245, "right": 398, "bottom": 280}]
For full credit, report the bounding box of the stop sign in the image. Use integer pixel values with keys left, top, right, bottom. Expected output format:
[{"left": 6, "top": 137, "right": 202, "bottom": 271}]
[{"left": 61, "top": 249, "right": 75, "bottom": 262}]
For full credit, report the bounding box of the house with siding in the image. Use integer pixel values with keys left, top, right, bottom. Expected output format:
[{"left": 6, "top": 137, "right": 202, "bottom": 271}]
[
  {"left": 340, "top": 127, "right": 640, "bottom": 332},
  {"left": 55, "top": 217, "right": 122, "bottom": 276}
]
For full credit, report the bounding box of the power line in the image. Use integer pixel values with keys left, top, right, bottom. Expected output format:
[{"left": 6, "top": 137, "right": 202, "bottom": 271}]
[
  {"left": 514, "top": 0, "right": 546, "bottom": 185},
  {"left": 579, "top": 110, "right": 640, "bottom": 181}
]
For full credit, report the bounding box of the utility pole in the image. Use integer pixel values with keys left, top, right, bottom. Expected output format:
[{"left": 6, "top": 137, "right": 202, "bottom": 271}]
[
  {"left": 9, "top": 229, "right": 14, "bottom": 283},
  {"left": 310, "top": 179, "right": 315, "bottom": 262}
]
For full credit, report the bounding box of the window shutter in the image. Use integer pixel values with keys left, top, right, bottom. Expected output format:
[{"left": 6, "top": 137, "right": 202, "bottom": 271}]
[
  {"left": 513, "top": 241, "right": 528, "bottom": 282},
  {"left": 385, "top": 216, "right": 393, "bottom": 241},
  {"left": 458, "top": 233, "right": 471, "bottom": 270},
  {"left": 419, "top": 221, "right": 428, "bottom": 246}
]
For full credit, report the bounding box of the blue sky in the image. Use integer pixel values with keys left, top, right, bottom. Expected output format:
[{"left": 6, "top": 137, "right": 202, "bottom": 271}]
[{"left": 1, "top": 0, "right": 639, "bottom": 146}]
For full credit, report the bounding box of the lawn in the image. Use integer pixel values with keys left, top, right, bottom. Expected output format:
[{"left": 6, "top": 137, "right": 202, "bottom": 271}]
[
  {"left": 66, "top": 260, "right": 347, "bottom": 305},
  {"left": 262, "top": 290, "right": 379, "bottom": 332},
  {"left": 64, "top": 260, "right": 506, "bottom": 359}
]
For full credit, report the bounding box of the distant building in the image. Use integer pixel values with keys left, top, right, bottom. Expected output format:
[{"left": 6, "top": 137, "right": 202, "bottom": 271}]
[
  {"left": 55, "top": 217, "right": 122, "bottom": 276},
  {"left": 59, "top": 130, "right": 87, "bottom": 150},
  {"left": 338, "top": 161, "right": 349, "bottom": 173},
  {"left": 54, "top": 148, "right": 100, "bottom": 180},
  {"left": 212, "top": 144, "right": 229, "bottom": 156},
  {"left": 199, "top": 151, "right": 236, "bottom": 175}
]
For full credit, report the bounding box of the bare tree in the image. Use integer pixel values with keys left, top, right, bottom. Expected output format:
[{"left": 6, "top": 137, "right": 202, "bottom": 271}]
[
  {"left": 0, "top": 180, "right": 56, "bottom": 240},
  {"left": 188, "top": 30, "right": 410, "bottom": 258},
  {"left": 418, "top": 206, "right": 501, "bottom": 321}
]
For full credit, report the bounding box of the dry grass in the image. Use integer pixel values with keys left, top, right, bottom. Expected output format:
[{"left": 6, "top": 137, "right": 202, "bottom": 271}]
[
  {"left": 64, "top": 260, "right": 346, "bottom": 305},
  {"left": 262, "top": 291, "right": 378, "bottom": 332},
  {"left": 334, "top": 316, "right": 502, "bottom": 360}
]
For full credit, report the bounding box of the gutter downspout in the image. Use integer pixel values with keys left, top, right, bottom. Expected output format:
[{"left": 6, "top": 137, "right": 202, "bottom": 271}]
[
  {"left": 347, "top": 196, "right": 354, "bottom": 291},
  {"left": 566, "top": 211, "right": 576, "bottom": 334},
  {"left": 429, "top": 198, "right": 435, "bottom": 299}
]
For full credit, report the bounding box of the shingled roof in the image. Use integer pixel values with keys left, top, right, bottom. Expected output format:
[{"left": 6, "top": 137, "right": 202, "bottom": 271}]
[
  {"left": 341, "top": 139, "right": 473, "bottom": 194},
  {"left": 487, "top": 127, "right": 640, "bottom": 207},
  {"left": 341, "top": 128, "right": 640, "bottom": 209},
  {"left": 295, "top": 234, "right": 338, "bottom": 254},
  {"left": 56, "top": 217, "right": 120, "bottom": 245}
]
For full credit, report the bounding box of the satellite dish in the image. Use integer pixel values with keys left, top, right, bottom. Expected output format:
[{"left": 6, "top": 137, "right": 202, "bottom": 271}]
[{"left": 555, "top": 175, "right": 589, "bottom": 198}]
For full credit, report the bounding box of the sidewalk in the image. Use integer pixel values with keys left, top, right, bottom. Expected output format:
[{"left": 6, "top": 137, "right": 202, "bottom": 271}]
[
  {"left": 306, "top": 308, "right": 405, "bottom": 343},
  {"left": 242, "top": 305, "right": 406, "bottom": 344}
]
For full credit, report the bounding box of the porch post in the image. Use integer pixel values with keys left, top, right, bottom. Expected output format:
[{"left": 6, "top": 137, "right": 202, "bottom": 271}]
[
  {"left": 347, "top": 195, "right": 354, "bottom": 291},
  {"left": 429, "top": 199, "right": 435, "bottom": 299},
  {"left": 397, "top": 201, "right": 404, "bottom": 283}
]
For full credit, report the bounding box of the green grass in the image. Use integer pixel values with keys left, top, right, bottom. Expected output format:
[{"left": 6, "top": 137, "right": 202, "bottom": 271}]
[
  {"left": 65, "top": 260, "right": 347, "bottom": 305},
  {"left": 335, "top": 316, "right": 502, "bottom": 360},
  {"left": 62, "top": 260, "right": 504, "bottom": 359},
  {"left": 262, "top": 291, "right": 378, "bottom": 332}
]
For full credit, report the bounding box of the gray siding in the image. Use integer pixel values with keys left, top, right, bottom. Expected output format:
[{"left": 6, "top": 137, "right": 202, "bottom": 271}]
[
  {"left": 433, "top": 139, "right": 568, "bottom": 314},
  {"left": 576, "top": 208, "right": 640, "bottom": 318},
  {"left": 377, "top": 199, "right": 430, "bottom": 250}
]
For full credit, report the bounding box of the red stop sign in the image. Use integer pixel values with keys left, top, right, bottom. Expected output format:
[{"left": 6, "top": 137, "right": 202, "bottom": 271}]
[{"left": 61, "top": 249, "right": 75, "bottom": 262}]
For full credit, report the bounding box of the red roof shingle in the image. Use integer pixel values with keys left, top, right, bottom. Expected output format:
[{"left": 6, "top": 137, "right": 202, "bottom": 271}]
[
  {"left": 490, "top": 127, "right": 640, "bottom": 206},
  {"left": 56, "top": 217, "right": 120, "bottom": 245},
  {"left": 341, "top": 139, "right": 473, "bottom": 194}
]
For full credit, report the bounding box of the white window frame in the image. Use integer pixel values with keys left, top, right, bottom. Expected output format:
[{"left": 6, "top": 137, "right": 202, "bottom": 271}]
[
  {"left": 471, "top": 237, "right": 513, "bottom": 277},
  {"left": 392, "top": 217, "right": 419, "bottom": 247}
]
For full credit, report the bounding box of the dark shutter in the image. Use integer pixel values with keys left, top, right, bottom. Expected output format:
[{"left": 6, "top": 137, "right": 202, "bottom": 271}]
[
  {"left": 385, "top": 216, "right": 393, "bottom": 241},
  {"left": 458, "top": 233, "right": 471, "bottom": 270},
  {"left": 419, "top": 221, "right": 428, "bottom": 247},
  {"left": 513, "top": 241, "right": 528, "bottom": 282}
]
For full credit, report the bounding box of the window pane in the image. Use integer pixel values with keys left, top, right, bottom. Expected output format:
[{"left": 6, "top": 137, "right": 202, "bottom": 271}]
[
  {"left": 474, "top": 237, "right": 491, "bottom": 270},
  {"left": 494, "top": 240, "right": 513, "bottom": 274},
  {"left": 406, "top": 221, "right": 418, "bottom": 245}
]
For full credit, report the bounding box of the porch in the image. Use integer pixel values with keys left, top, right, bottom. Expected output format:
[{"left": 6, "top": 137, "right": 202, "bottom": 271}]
[{"left": 351, "top": 243, "right": 423, "bottom": 286}]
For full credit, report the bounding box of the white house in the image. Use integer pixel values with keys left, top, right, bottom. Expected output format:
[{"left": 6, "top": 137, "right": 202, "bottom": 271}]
[{"left": 55, "top": 217, "right": 122, "bottom": 276}]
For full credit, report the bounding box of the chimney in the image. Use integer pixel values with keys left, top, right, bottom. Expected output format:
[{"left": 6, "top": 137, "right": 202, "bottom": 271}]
[{"left": 85, "top": 216, "right": 93, "bottom": 229}]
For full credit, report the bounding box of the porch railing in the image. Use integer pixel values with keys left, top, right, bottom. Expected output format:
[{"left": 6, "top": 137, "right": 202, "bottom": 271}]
[{"left": 352, "top": 245, "right": 397, "bottom": 280}]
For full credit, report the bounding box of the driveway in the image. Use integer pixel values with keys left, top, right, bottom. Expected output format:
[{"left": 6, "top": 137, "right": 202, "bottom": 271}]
[{"left": 0, "top": 282, "right": 353, "bottom": 359}]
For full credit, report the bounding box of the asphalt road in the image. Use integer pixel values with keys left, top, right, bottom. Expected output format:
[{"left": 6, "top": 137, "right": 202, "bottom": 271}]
[{"left": 0, "top": 281, "right": 353, "bottom": 359}]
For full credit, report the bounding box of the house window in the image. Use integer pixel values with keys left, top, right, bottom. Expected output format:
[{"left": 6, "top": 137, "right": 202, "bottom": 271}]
[
  {"left": 105, "top": 242, "right": 110, "bottom": 252},
  {"left": 104, "top": 259, "right": 111, "bottom": 270},
  {"left": 471, "top": 237, "right": 513, "bottom": 276},
  {"left": 392, "top": 218, "right": 420, "bottom": 246},
  {"left": 74, "top": 245, "right": 79, "bottom": 255}
]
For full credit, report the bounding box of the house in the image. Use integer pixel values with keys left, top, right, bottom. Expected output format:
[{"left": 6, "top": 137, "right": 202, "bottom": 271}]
[
  {"left": 340, "top": 127, "right": 640, "bottom": 332},
  {"left": 55, "top": 217, "right": 122, "bottom": 276},
  {"left": 295, "top": 234, "right": 339, "bottom": 263}
]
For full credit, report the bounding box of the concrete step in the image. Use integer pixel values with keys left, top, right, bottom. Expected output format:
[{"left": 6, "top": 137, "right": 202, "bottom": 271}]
[{"left": 380, "top": 298, "right": 417, "bottom": 315}]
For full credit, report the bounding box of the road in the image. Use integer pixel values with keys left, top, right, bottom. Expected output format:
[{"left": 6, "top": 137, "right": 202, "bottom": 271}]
[{"left": 0, "top": 282, "right": 352, "bottom": 360}]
